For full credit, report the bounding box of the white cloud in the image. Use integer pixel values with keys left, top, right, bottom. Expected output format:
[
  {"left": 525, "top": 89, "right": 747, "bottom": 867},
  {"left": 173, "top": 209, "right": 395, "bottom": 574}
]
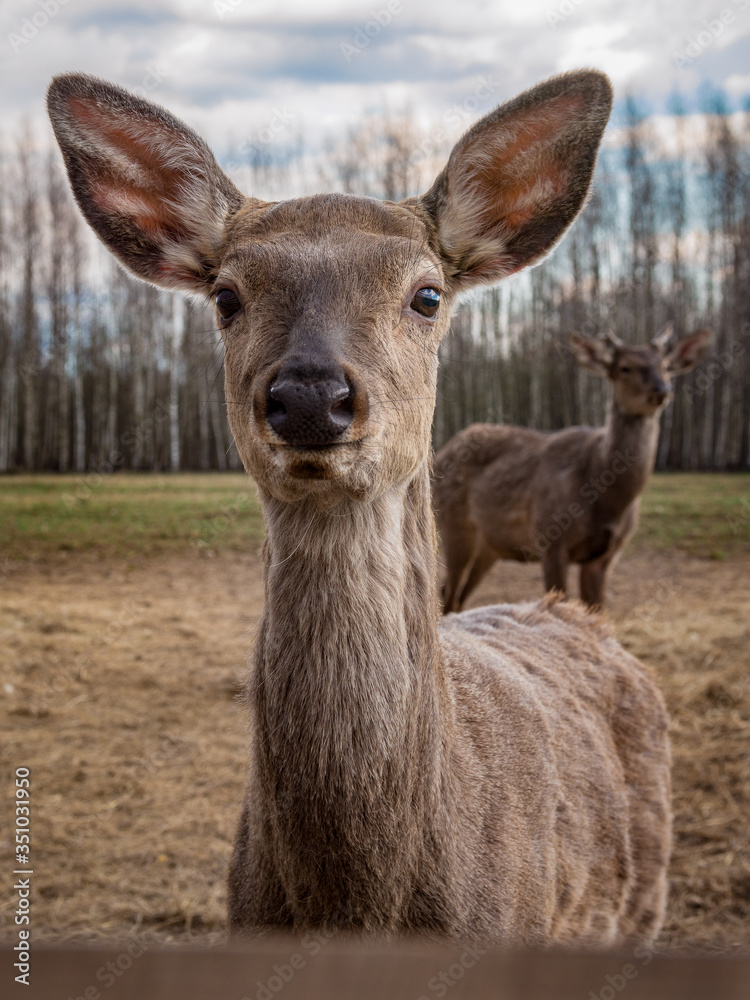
[
  {"left": 725, "top": 71, "right": 750, "bottom": 94},
  {"left": 1, "top": 0, "right": 749, "bottom": 157}
]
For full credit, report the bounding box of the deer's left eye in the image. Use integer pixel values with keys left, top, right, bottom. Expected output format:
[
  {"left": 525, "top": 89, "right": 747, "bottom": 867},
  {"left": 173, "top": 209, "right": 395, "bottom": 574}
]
[
  {"left": 215, "top": 288, "right": 242, "bottom": 323},
  {"left": 410, "top": 287, "right": 440, "bottom": 318}
]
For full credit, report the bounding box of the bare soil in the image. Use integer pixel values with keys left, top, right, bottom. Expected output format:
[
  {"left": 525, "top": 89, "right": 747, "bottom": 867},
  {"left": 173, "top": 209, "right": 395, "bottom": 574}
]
[{"left": 1, "top": 546, "right": 748, "bottom": 952}]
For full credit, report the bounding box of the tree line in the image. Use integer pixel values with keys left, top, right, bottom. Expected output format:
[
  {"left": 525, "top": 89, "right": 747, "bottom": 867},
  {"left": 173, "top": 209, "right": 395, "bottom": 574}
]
[{"left": 0, "top": 96, "right": 748, "bottom": 474}]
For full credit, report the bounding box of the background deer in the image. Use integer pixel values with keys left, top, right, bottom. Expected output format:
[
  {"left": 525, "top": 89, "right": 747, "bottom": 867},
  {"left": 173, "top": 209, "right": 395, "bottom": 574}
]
[
  {"left": 435, "top": 327, "right": 712, "bottom": 612},
  {"left": 48, "top": 69, "right": 671, "bottom": 945}
]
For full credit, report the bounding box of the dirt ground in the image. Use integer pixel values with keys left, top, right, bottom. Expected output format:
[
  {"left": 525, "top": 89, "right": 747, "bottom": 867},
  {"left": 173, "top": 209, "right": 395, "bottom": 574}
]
[{"left": 1, "top": 545, "right": 749, "bottom": 953}]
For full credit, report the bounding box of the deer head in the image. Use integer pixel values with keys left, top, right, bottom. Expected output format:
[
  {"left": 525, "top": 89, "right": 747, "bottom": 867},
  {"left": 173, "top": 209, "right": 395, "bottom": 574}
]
[
  {"left": 569, "top": 326, "right": 713, "bottom": 417},
  {"left": 48, "top": 71, "right": 612, "bottom": 505}
]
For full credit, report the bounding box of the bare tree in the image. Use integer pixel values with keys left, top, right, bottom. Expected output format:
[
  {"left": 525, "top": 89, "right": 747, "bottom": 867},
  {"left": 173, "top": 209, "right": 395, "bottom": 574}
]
[
  {"left": 0, "top": 136, "right": 15, "bottom": 472},
  {"left": 45, "top": 153, "right": 70, "bottom": 470},
  {"left": 17, "top": 124, "right": 40, "bottom": 470}
]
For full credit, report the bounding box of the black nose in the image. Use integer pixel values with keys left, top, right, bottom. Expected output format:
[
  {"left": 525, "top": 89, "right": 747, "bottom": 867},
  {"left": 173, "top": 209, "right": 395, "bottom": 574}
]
[
  {"left": 266, "top": 361, "right": 355, "bottom": 447},
  {"left": 651, "top": 382, "right": 669, "bottom": 405}
]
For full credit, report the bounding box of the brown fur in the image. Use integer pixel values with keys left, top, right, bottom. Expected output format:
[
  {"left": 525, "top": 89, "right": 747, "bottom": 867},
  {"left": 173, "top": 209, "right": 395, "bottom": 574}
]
[
  {"left": 434, "top": 329, "right": 712, "bottom": 611},
  {"left": 47, "top": 69, "right": 671, "bottom": 945}
]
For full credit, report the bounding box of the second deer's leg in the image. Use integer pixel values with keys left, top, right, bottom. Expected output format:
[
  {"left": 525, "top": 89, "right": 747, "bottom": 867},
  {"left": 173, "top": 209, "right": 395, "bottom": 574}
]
[
  {"left": 455, "top": 544, "right": 498, "bottom": 611},
  {"left": 542, "top": 546, "right": 569, "bottom": 597},
  {"left": 579, "top": 557, "right": 611, "bottom": 609},
  {"left": 440, "top": 521, "right": 477, "bottom": 613}
]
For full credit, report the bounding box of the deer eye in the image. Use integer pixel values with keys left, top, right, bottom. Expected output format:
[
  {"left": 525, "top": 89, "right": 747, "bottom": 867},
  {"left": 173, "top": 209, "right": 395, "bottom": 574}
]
[
  {"left": 619, "top": 365, "right": 631, "bottom": 374},
  {"left": 410, "top": 287, "right": 440, "bottom": 318},
  {"left": 215, "top": 288, "right": 242, "bottom": 323}
]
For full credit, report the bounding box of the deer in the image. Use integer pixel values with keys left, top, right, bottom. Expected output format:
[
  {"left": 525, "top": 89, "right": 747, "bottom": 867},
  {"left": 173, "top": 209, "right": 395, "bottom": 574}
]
[
  {"left": 48, "top": 69, "right": 671, "bottom": 946},
  {"left": 434, "top": 326, "right": 712, "bottom": 613}
]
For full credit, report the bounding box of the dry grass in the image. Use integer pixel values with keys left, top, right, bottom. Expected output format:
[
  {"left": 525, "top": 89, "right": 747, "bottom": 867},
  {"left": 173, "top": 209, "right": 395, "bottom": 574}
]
[
  {"left": 1, "top": 551, "right": 263, "bottom": 946},
  {"left": 1, "top": 474, "right": 749, "bottom": 953},
  {"left": 616, "top": 567, "right": 750, "bottom": 955}
]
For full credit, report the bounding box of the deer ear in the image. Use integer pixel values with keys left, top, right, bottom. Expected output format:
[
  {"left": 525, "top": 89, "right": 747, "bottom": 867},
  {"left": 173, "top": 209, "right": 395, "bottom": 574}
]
[
  {"left": 568, "top": 333, "right": 615, "bottom": 375},
  {"left": 47, "top": 73, "right": 244, "bottom": 293},
  {"left": 420, "top": 70, "right": 612, "bottom": 293},
  {"left": 666, "top": 328, "right": 712, "bottom": 374},
  {"left": 650, "top": 322, "right": 674, "bottom": 352}
]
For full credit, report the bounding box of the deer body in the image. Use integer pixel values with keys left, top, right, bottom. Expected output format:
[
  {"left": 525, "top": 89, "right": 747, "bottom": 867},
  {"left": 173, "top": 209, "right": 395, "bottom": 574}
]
[
  {"left": 228, "top": 468, "right": 669, "bottom": 943},
  {"left": 48, "top": 69, "right": 672, "bottom": 945},
  {"left": 435, "top": 330, "right": 711, "bottom": 611}
]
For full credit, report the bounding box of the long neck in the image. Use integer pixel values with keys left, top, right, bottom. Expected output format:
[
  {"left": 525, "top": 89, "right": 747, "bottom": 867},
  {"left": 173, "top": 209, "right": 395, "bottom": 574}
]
[
  {"left": 595, "top": 400, "right": 660, "bottom": 514},
  {"left": 251, "top": 464, "right": 449, "bottom": 929}
]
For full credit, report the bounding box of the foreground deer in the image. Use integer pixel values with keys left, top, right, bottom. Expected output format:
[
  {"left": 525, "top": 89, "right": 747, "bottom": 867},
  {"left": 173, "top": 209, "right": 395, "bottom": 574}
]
[
  {"left": 435, "top": 327, "right": 711, "bottom": 612},
  {"left": 48, "top": 70, "right": 671, "bottom": 945}
]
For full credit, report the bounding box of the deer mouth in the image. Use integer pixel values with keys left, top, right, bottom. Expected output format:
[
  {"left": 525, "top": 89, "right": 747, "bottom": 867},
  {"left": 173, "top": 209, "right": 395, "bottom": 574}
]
[
  {"left": 257, "top": 433, "right": 382, "bottom": 503},
  {"left": 647, "top": 392, "right": 670, "bottom": 410},
  {"left": 277, "top": 437, "right": 368, "bottom": 481},
  {"left": 288, "top": 460, "right": 333, "bottom": 480}
]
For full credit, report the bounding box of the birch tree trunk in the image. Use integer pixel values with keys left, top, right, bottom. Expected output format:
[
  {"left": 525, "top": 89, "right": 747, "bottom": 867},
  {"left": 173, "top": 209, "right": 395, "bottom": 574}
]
[
  {"left": 18, "top": 127, "right": 40, "bottom": 471},
  {"left": 170, "top": 296, "right": 183, "bottom": 471}
]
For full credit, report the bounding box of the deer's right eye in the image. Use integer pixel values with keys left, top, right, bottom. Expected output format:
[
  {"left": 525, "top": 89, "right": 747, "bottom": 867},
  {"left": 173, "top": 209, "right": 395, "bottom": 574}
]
[
  {"left": 619, "top": 366, "right": 631, "bottom": 374},
  {"left": 410, "top": 287, "right": 441, "bottom": 318},
  {"left": 216, "top": 288, "right": 242, "bottom": 323}
]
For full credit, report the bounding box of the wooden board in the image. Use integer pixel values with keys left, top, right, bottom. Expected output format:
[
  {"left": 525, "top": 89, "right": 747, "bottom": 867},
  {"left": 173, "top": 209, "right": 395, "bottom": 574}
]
[{"left": 4, "top": 940, "right": 750, "bottom": 1000}]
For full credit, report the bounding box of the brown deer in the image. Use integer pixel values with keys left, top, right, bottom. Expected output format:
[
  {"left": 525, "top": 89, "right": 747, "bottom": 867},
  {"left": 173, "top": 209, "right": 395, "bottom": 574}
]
[
  {"left": 434, "top": 327, "right": 711, "bottom": 613},
  {"left": 48, "top": 69, "right": 671, "bottom": 945}
]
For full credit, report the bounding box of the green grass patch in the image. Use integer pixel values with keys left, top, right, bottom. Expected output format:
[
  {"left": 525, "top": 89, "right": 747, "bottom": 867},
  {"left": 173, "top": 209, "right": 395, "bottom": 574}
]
[
  {"left": 0, "top": 471, "right": 748, "bottom": 563},
  {"left": 0, "top": 473, "right": 264, "bottom": 561},
  {"left": 635, "top": 472, "right": 750, "bottom": 557}
]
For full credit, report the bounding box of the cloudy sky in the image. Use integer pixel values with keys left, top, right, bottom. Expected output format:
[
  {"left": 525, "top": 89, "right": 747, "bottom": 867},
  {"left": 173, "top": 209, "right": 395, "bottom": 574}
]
[{"left": 2, "top": 0, "right": 750, "bottom": 159}]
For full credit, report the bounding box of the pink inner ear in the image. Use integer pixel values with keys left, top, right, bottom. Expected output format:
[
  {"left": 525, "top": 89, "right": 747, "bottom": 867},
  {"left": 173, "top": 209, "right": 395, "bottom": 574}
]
[
  {"left": 484, "top": 92, "right": 584, "bottom": 169},
  {"left": 69, "top": 96, "right": 187, "bottom": 232},
  {"left": 69, "top": 97, "right": 177, "bottom": 175},
  {"left": 67, "top": 97, "right": 207, "bottom": 288},
  {"left": 458, "top": 163, "right": 570, "bottom": 283},
  {"left": 488, "top": 168, "right": 569, "bottom": 228},
  {"left": 91, "top": 183, "right": 172, "bottom": 237},
  {"left": 460, "top": 93, "right": 583, "bottom": 240}
]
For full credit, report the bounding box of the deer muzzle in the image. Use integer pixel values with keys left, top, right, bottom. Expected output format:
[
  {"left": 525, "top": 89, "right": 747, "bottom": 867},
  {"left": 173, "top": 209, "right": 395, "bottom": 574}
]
[{"left": 265, "top": 358, "right": 356, "bottom": 448}]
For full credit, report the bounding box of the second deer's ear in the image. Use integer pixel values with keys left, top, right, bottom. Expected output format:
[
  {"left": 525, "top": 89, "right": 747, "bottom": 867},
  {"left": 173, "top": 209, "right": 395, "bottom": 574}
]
[
  {"left": 568, "top": 333, "right": 615, "bottom": 375},
  {"left": 47, "top": 73, "right": 245, "bottom": 294},
  {"left": 420, "top": 70, "right": 612, "bottom": 293},
  {"left": 666, "top": 328, "right": 713, "bottom": 374}
]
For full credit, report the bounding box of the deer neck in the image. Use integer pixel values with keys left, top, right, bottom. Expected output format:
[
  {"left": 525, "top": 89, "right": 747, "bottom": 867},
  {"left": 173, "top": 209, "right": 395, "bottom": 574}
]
[
  {"left": 596, "top": 400, "right": 660, "bottom": 513},
  {"left": 251, "top": 463, "right": 448, "bottom": 927}
]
